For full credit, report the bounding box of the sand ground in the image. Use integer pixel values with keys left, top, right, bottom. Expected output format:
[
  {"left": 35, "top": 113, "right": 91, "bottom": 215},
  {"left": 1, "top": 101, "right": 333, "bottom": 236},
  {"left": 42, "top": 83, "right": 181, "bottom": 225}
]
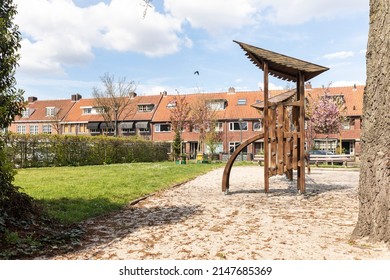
[{"left": 52, "top": 166, "right": 390, "bottom": 260}]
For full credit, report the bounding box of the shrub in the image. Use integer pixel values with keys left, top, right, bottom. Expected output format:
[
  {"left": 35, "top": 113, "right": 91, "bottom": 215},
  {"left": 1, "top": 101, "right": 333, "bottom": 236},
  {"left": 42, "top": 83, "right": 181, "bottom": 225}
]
[{"left": 4, "top": 133, "right": 170, "bottom": 168}]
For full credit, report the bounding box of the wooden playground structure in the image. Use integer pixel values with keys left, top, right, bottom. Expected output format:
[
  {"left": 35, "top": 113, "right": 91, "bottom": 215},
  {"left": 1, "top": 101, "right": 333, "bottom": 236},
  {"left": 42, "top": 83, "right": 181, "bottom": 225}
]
[{"left": 222, "top": 41, "right": 329, "bottom": 194}]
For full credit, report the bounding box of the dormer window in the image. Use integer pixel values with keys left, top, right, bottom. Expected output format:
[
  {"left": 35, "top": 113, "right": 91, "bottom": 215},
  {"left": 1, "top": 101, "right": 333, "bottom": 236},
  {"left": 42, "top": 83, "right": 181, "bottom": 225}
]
[
  {"left": 167, "top": 101, "right": 177, "bottom": 108},
  {"left": 81, "top": 106, "right": 104, "bottom": 115},
  {"left": 207, "top": 99, "right": 227, "bottom": 111},
  {"left": 21, "top": 109, "right": 29, "bottom": 118},
  {"left": 45, "top": 107, "right": 55, "bottom": 117},
  {"left": 138, "top": 104, "right": 154, "bottom": 112},
  {"left": 83, "top": 108, "right": 92, "bottom": 114}
]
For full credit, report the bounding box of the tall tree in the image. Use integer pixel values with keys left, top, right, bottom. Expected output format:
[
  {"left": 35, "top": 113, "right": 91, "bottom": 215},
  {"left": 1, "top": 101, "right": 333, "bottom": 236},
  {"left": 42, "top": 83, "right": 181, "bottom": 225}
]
[
  {"left": 1, "top": 0, "right": 34, "bottom": 244},
  {"left": 0, "top": 0, "right": 25, "bottom": 128},
  {"left": 92, "top": 73, "right": 136, "bottom": 137},
  {"left": 352, "top": 0, "right": 390, "bottom": 242},
  {"left": 190, "top": 96, "right": 217, "bottom": 155},
  {"left": 169, "top": 95, "right": 190, "bottom": 160}
]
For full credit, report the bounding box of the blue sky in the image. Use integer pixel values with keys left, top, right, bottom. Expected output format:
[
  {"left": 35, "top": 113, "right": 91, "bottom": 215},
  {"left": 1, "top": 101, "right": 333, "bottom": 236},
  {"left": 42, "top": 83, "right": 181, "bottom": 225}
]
[{"left": 14, "top": 0, "right": 369, "bottom": 100}]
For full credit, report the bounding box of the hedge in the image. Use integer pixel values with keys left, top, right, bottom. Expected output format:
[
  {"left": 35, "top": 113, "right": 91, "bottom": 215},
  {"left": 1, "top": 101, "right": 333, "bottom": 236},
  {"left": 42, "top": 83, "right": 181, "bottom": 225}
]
[{"left": 3, "top": 133, "right": 170, "bottom": 168}]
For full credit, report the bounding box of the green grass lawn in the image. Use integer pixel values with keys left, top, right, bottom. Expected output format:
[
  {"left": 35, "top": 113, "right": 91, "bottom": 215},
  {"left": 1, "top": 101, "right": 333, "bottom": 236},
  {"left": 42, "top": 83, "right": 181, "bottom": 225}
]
[{"left": 14, "top": 161, "right": 223, "bottom": 224}]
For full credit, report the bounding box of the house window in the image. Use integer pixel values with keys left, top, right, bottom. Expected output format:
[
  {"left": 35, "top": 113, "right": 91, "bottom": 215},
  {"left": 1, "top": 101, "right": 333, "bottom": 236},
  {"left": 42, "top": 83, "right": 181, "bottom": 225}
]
[
  {"left": 229, "top": 121, "right": 248, "bottom": 131},
  {"left": 139, "top": 127, "right": 150, "bottom": 133},
  {"left": 29, "top": 125, "right": 39, "bottom": 134},
  {"left": 42, "top": 124, "right": 52, "bottom": 134},
  {"left": 342, "top": 119, "right": 350, "bottom": 130},
  {"left": 229, "top": 142, "right": 247, "bottom": 154},
  {"left": 253, "top": 121, "right": 262, "bottom": 131},
  {"left": 207, "top": 99, "right": 226, "bottom": 111},
  {"left": 167, "top": 101, "right": 177, "bottom": 108},
  {"left": 83, "top": 108, "right": 92, "bottom": 114},
  {"left": 45, "top": 107, "right": 55, "bottom": 117},
  {"left": 17, "top": 125, "right": 26, "bottom": 134},
  {"left": 237, "top": 99, "right": 247, "bottom": 105},
  {"left": 138, "top": 104, "right": 154, "bottom": 112},
  {"left": 215, "top": 122, "right": 223, "bottom": 132},
  {"left": 21, "top": 109, "right": 29, "bottom": 118},
  {"left": 155, "top": 124, "right": 171, "bottom": 132}
]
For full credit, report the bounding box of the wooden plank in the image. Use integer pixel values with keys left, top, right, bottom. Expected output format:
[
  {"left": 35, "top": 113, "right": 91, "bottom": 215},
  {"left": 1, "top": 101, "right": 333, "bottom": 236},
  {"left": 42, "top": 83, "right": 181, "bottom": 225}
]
[
  {"left": 283, "top": 101, "right": 302, "bottom": 107},
  {"left": 292, "top": 132, "right": 298, "bottom": 170},
  {"left": 269, "top": 108, "right": 277, "bottom": 175},
  {"left": 263, "top": 62, "right": 269, "bottom": 193},
  {"left": 284, "top": 108, "right": 292, "bottom": 173},
  {"left": 277, "top": 105, "right": 284, "bottom": 175}
]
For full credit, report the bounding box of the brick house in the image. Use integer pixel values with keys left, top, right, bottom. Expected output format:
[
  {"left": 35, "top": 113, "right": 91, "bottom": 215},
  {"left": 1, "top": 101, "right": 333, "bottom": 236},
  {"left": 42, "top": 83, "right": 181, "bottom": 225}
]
[
  {"left": 8, "top": 85, "right": 364, "bottom": 159},
  {"left": 8, "top": 95, "right": 79, "bottom": 135},
  {"left": 305, "top": 84, "right": 364, "bottom": 155},
  {"left": 61, "top": 93, "right": 163, "bottom": 139}
]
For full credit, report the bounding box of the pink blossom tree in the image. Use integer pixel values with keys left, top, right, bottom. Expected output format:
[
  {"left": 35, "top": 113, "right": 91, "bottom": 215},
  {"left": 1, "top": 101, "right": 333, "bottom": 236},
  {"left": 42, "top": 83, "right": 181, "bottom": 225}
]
[{"left": 309, "top": 91, "right": 342, "bottom": 152}]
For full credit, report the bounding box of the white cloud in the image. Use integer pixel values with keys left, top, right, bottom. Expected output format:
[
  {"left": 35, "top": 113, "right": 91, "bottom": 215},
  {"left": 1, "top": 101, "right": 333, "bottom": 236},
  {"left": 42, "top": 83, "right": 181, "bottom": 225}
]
[
  {"left": 331, "top": 80, "right": 365, "bottom": 87},
  {"left": 164, "top": 0, "right": 258, "bottom": 34},
  {"left": 257, "top": 82, "right": 284, "bottom": 91},
  {"left": 260, "top": 0, "right": 368, "bottom": 25},
  {"left": 323, "top": 51, "right": 354, "bottom": 60},
  {"left": 14, "top": 0, "right": 189, "bottom": 76}
]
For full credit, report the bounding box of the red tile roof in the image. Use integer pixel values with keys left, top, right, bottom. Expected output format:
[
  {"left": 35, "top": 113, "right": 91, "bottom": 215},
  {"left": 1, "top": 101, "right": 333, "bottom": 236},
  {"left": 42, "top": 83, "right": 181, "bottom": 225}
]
[
  {"left": 14, "top": 99, "right": 76, "bottom": 122},
  {"left": 152, "top": 90, "right": 287, "bottom": 123},
  {"left": 306, "top": 85, "right": 364, "bottom": 116},
  {"left": 63, "top": 95, "right": 163, "bottom": 123}
]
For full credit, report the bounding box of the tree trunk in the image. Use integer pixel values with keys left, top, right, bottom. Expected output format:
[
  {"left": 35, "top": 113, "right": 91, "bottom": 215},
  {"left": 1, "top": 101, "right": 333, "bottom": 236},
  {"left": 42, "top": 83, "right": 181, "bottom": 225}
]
[{"left": 352, "top": 0, "right": 390, "bottom": 242}]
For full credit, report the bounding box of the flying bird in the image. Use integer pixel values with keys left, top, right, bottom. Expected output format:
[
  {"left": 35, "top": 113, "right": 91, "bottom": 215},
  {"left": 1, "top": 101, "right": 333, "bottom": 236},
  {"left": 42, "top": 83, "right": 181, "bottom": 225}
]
[{"left": 194, "top": 71, "right": 199, "bottom": 75}]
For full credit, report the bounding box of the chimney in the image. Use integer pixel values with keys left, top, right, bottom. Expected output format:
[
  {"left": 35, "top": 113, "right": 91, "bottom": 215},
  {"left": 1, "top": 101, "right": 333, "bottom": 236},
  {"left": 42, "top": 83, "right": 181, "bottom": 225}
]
[
  {"left": 129, "top": 92, "right": 137, "bottom": 98},
  {"left": 228, "top": 87, "right": 235, "bottom": 94},
  {"left": 353, "top": 84, "right": 357, "bottom": 91},
  {"left": 71, "top": 93, "right": 82, "bottom": 101},
  {"left": 305, "top": 82, "right": 312, "bottom": 90},
  {"left": 160, "top": 91, "right": 167, "bottom": 96},
  {"left": 28, "top": 96, "right": 38, "bottom": 103}
]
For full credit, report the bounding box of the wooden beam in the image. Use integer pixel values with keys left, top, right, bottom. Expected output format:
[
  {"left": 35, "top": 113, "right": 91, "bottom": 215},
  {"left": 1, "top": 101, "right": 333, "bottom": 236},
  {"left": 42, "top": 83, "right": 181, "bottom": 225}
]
[
  {"left": 297, "top": 71, "right": 306, "bottom": 193},
  {"left": 263, "top": 61, "right": 269, "bottom": 193}
]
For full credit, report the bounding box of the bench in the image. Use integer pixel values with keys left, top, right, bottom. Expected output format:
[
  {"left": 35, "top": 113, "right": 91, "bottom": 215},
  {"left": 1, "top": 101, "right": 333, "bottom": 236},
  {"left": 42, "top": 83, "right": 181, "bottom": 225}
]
[
  {"left": 253, "top": 154, "right": 264, "bottom": 165},
  {"left": 309, "top": 154, "right": 354, "bottom": 167}
]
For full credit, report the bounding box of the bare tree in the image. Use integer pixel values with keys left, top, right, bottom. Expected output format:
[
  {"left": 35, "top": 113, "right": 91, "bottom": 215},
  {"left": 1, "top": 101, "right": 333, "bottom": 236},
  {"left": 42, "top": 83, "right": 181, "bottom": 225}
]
[
  {"left": 352, "top": 0, "right": 390, "bottom": 242},
  {"left": 92, "top": 73, "right": 136, "bottom": 137}
]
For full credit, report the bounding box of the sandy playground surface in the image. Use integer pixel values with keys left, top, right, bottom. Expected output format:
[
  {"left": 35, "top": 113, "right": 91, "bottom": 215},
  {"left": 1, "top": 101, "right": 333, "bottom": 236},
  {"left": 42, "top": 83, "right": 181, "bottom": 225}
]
[{"left": 52, "top": 166, "right": 390, "bottom": 260}]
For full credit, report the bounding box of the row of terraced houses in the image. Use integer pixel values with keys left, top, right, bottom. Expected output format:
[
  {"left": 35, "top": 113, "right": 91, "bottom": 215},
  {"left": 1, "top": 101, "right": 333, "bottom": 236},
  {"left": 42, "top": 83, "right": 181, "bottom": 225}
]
[{"left": 7, "top": 84, "right": 364, "bottom": 160}]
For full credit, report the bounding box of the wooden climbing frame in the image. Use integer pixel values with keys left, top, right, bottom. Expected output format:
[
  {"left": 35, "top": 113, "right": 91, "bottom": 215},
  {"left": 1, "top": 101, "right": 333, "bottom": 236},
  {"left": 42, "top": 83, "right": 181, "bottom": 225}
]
[{"left": 222, "top": 41, "right": 329, "bottom": 194}]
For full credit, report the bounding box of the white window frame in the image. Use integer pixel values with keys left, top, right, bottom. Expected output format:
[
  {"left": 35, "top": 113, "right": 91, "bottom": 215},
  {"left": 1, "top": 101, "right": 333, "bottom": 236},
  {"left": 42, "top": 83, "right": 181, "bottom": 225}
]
[
  {"left": 45, "top": 107, "right": 55, "bottom": 117},
  {"left": 21, "top": 109, "right": 30, "bottom": 118},
  {"left": 42, "top": 124, "right": 52, "bottom": 134},
  {"left": 138, "top": 104, "right": 154, "bottom": 112},
  {"left": 215, "top": 122, "right": 223, "bottom": 132},
  {"left": 29, "top": 125, "right": 39, "bottom": 134},
  {"left": 155, "top": 123, "right": 171, "bottom": 132},
  {"left": 17, "top": 125, "right": 26, "bottom": 134},
  {"left": 229, "top": 122, "right": 248, "bottom": 131}
]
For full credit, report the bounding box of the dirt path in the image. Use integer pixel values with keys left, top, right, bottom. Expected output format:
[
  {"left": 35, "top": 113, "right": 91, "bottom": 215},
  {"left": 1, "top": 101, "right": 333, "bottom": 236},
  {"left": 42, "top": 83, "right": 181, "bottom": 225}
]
[{"left": 52, "top": 166, "right": 390, "bottom": 260}]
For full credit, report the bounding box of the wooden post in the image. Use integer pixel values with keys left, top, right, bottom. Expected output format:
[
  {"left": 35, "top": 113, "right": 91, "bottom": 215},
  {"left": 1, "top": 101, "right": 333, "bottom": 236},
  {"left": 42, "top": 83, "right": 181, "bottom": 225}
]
[
  {"left": 263, "top": 61, "right": 269, "bottom": 193},
  {"left": 277, "top": 104, "right": 284, "bottom": 175},
  {"left": 297, "top": 72, "right": 306, "bottom": 193}
]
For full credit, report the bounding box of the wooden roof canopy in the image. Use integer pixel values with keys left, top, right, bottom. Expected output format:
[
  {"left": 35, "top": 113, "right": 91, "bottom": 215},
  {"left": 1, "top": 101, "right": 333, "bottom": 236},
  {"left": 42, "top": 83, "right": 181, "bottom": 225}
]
[{"left": 234, "top": 40, "right": 329, "bottom": 82}]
